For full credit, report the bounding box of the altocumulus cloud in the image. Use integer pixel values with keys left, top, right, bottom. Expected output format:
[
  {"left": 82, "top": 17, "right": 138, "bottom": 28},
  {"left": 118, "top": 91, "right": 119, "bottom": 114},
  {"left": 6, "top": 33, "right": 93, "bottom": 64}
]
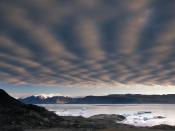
[{"left": 1, "top": 0, "right": 175, "bottom": 87}]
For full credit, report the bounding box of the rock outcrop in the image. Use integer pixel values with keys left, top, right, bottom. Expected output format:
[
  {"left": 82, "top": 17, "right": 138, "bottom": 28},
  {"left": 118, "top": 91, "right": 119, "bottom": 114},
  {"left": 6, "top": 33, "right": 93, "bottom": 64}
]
[
  {"left": 89, "top": 114, "right": 126, "bottom": 122},
  {"left": 0, "top": 89, "right": 63, "bottom": 130}
]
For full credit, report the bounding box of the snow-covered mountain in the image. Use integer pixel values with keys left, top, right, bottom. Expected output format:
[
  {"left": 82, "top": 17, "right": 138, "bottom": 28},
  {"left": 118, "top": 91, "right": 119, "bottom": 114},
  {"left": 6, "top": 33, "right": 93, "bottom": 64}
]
[
  {"left": 33, "top": 94, "right": 63, "bottom": 99},
  {"left": 18, "top": 95, "right": 72, "bottom": 104}
]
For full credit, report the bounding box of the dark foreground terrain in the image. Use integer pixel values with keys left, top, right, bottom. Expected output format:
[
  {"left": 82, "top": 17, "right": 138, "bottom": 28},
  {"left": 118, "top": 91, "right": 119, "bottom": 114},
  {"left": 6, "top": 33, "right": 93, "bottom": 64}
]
[{"left": 0, "top": 89, "right": 175, "bottom": 131}]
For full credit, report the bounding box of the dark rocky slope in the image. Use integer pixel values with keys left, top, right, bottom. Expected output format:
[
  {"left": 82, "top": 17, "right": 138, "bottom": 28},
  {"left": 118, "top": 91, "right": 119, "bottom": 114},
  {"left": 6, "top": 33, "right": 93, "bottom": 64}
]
[{"left": 0, "top": 89, "right": 63, "bottom": 130}]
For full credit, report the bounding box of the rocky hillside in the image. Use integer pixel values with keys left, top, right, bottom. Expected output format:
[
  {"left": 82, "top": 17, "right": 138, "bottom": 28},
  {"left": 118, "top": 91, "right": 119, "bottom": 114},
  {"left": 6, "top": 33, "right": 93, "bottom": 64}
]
[{"left": 0, "top": 89, "right": 63, "bottom": 130}]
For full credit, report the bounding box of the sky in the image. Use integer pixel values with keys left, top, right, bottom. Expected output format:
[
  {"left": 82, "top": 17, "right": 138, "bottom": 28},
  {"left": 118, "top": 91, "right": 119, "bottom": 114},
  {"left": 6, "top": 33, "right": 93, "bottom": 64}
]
[{"left": 1, "top": 0, "right": 175, "bottom": 97}]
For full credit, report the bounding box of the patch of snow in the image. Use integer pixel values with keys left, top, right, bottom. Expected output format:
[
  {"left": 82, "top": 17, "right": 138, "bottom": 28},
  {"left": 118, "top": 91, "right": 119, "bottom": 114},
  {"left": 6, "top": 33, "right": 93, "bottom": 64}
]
[{"left": 34, "top": 93, "right": 62, "bottom": 99}]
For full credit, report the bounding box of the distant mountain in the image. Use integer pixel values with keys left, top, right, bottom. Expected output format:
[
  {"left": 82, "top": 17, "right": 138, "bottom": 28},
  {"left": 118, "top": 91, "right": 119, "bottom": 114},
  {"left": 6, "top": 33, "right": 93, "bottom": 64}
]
[
  {"left": 71, "top": 94, "right": 175, "bottom": 104},
  {"left": 18, "top": 95, "right": 72, "bottom": 104},
  {"left": 19, "top": 94, "right": 175, "bottom": 104}
]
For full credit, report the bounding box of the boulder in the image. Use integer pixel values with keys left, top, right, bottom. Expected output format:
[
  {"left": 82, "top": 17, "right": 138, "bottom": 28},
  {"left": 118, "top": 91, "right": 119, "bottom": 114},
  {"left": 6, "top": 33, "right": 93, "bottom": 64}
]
[{"left": 89, "top": 114, "right": 126, "bottom": 122}]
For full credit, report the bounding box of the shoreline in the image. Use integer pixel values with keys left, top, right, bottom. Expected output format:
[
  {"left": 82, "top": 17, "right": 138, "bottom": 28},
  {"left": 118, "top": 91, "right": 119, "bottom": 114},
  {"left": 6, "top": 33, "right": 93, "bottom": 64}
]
[
  {"left": 25, "top": 114, "right": 175, "bottom": 131},
  {"left": 38, "top": 104, "right": 175, "bottom": 127}
]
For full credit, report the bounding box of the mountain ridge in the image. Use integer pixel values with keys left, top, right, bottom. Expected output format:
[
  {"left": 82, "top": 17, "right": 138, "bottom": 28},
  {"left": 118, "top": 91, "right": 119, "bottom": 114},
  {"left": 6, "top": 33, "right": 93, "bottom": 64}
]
[{"left": 18, "top": 94, "right": 175, "bottom": 104}]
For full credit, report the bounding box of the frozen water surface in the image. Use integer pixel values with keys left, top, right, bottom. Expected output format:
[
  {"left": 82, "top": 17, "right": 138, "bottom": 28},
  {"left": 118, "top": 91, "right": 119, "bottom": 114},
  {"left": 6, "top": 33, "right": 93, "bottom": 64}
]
[{"left": 38, "top": 104, "right": 175, "bottom": 126}]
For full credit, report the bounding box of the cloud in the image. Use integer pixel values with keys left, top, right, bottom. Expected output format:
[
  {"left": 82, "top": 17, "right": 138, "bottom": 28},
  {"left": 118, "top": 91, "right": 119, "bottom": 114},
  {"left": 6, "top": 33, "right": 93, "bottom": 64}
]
[
  {"left": 117, "top": 0, "right": 151, "bottom": 54},
  {"left": 0, "top": 0, "right": 175, "bottom": 87}
]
